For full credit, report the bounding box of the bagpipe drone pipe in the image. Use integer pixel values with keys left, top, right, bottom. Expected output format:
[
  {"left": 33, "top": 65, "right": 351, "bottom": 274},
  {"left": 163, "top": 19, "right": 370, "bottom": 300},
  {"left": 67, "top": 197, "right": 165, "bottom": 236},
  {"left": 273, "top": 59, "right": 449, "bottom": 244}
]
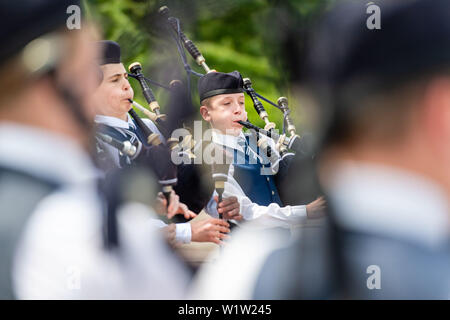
[
  {"left": 125, "top": 60, "right": 215, "bottom": 216},
  {"left": 157, "top": 6, "right": 321, "bottom": 205}
]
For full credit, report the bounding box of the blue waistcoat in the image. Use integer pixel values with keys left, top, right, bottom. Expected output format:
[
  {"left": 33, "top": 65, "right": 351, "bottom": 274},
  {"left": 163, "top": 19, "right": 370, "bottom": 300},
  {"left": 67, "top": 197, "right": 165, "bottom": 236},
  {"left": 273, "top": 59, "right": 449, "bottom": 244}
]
[{"left": 231, "top": 136, "right": 283, "bottom": 207}]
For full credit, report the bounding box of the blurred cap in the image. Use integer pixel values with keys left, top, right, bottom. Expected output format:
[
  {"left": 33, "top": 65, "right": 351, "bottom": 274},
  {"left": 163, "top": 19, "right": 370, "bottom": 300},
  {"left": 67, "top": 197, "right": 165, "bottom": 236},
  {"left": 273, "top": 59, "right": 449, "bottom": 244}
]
[
  {"left": 307, "top": 0, "right": 450, "bottom": 91},
  {"left": 0, "top": 0, "right": 81, "bottom": 67}
]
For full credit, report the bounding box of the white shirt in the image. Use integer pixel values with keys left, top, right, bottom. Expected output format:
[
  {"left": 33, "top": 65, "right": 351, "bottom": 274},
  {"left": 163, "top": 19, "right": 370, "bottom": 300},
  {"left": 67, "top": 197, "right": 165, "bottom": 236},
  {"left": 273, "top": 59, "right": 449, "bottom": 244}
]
[
  {"left": 95, "top": 114, "right": 164, "bottom": 139},
  {"left": 94, "top": 115, "right": 191, "bottom": 244},
  {"left": 205, "top": 130, "right": 308, "bottom": 229},
  {"left": 0, "top": 122, "right": 190, "bottom": 299}
]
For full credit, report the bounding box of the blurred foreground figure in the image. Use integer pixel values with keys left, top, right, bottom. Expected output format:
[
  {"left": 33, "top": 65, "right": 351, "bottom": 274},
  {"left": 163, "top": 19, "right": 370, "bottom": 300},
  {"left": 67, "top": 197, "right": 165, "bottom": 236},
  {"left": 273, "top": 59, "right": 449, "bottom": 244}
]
[
  {"left": 306, "top": 0, "right": 450, "bottom": 299},
  {"left": 0, "top": 1, "right": 190, "bottom": 299},
  {"left": 194, "top": 0, "right": 450, "bottom": 300}
]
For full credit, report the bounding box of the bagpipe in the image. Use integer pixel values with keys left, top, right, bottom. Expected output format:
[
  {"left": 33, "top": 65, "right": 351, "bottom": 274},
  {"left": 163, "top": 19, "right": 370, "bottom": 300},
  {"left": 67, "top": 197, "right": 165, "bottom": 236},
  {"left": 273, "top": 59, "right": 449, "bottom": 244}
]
[
  {"left": 96, "top": 132, "right": 137, "bottom": 158},
  {"left": 98, "top": 6, "right": 226, "bottom": 208},
  {"left": 157, "top": 6, "right": 305, "bottom": 157},
  {"left": 96, "top": 70, "right": 195, "bottom": 205},
  {"left": 115, "top": 40, "right": 203, "bottom": 205},
  {"left": 98, "top": 6, "right": 317, "bottom": 249},
  {"left": 158, "top": 5, "right": 235, "bottom": 205},
  {"left": 104, "top": 6, "right": 310, "bottom": 208},
  {"left": 156, "top": 7, "right": 309, "bottom": 191}
]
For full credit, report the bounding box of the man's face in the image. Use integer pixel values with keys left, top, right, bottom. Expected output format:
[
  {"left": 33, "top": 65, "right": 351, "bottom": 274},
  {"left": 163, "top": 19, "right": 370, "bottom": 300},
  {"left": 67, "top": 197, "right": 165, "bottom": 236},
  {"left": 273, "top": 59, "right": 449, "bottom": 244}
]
[
  {"left": 90, "top": 63, "right": 134, "bottom": 117},
  {"left": 200, "top": 92, "right": 247, "bottom": 136}
]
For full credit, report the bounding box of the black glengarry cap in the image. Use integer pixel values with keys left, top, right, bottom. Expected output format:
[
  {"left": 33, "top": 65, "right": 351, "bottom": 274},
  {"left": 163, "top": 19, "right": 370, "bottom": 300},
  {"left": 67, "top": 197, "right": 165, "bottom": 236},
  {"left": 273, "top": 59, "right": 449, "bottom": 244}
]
[
  {"left": 96, "top": 40, "right": 121, "bottom": 65},
  {"left": 198, "top": 71, "right": 244, "bottom": 102}
]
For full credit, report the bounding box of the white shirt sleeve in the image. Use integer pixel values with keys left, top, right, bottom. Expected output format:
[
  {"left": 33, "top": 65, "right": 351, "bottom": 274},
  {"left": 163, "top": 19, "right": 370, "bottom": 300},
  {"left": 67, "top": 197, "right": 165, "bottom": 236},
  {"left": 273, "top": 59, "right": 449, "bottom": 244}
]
[
  {"left": 175, "top": 222, "right": 192, "bottom": 243},
  {"left": 149, "top": 218, "right": 192, "bottom": 243},
  {"left": 237, "top": 196, "right": 307, "bottom": 229},
  {"left": 224, "top": 170, "right": 308, "bottom": 229},
  {"left": 148, "top": 218, "right": 168, "bottom": 228}
]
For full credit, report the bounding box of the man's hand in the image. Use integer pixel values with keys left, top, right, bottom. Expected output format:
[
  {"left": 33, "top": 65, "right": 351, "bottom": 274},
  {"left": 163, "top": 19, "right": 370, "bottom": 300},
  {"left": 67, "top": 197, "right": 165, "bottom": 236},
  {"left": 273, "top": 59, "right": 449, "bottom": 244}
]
[
  {"left": 155, "top": 191, "right": 197, "bottom": 220},
  {"left": 163, "top": 223, "right": 177, "bottom": 247},
  {"left": 214, "top": 196, "right": 243, "bottom": 221},
  {"left": 155, "top": 191, "right": 173, "bottom": 216},
  {"left": 169, "top": 202, "right": 197, "bottom": 220},
  {"left": 306, "top": 196, "right": 327, "bottom": 219},
  {"left": 190, "top": 218, "right": 231, "bottom": 245}
]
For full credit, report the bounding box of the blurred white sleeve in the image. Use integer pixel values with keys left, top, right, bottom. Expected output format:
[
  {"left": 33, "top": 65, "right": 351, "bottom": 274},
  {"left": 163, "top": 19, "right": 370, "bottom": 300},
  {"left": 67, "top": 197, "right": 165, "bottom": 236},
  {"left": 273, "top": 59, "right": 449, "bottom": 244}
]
[
  {"left": 224, "top": 174, "right": 307, "bottom": 229},
  {"left": 149, "top": 218, "right": 192, "bottom": 243},
  {"left": 13, "top": 188, "right": 190, "bottom": 299},
  {"left": 175, "top": 222, "right": 191, "bottom": 243}
]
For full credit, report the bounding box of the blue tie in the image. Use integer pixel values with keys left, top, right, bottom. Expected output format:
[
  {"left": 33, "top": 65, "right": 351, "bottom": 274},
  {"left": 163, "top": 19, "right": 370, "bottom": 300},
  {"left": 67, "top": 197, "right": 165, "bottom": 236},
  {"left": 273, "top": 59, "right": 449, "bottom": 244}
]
[{"left": 236, "top": 136, "right": 260, "bottom": 165}]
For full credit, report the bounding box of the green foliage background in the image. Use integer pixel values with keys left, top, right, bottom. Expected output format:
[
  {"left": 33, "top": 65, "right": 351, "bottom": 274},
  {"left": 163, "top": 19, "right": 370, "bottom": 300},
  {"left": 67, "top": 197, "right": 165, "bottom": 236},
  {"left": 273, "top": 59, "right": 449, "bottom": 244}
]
[{"left": 83, "top": 0, "right": 333, "bottom": 131}]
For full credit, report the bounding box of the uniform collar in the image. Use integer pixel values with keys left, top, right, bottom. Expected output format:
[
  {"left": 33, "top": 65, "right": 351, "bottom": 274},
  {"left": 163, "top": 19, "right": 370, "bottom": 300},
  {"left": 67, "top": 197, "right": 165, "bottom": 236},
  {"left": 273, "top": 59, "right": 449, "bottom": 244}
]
[
  {"left": 95, "top": 114, "right": 136, "bottom": 129},
  {"left": 326, "top": 161, "right": 450, "bottom": 248},
  {"left": 0, "top": 122, "right": 100, "bottom": 185},
  {"left": 211, "top": 130, "right": 246, "bottom": 154}
]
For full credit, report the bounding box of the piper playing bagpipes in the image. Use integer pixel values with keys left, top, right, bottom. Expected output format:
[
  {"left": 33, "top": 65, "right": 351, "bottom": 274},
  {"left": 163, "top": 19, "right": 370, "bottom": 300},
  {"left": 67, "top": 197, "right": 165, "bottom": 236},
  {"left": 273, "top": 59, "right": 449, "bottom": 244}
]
[
  {"left": 199, "top": 71, "right": 326, "bottom": 229},
  {"left": 90, "top": 40, "right": 232, "bottom": 246},
  {"left": 157, "top": 7, "right": 325, "bottom": 223}
]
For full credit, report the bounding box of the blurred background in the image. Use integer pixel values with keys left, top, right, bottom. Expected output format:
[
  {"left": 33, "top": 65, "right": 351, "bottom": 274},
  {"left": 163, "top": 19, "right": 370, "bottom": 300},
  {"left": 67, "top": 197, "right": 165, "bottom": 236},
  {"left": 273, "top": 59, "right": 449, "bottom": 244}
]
[{"left": 83, "top": 0, "right": 336, "bottom": 131}]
